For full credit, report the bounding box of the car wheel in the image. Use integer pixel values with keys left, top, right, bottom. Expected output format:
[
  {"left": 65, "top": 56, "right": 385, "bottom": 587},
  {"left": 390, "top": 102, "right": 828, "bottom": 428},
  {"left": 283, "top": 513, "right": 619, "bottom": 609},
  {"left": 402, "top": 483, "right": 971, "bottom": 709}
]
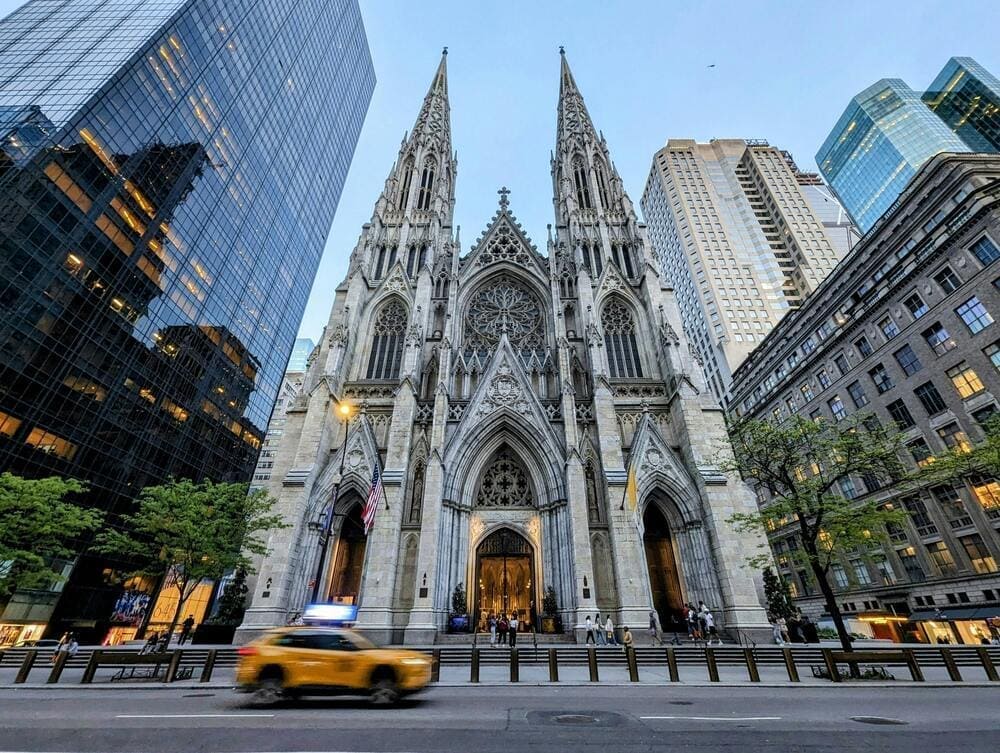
[
  {"left": 252, "top": 677, "right": 284, "bottom": 706},
  {"left": 369, "top": 678, "right": 400, "bottom": 706}
]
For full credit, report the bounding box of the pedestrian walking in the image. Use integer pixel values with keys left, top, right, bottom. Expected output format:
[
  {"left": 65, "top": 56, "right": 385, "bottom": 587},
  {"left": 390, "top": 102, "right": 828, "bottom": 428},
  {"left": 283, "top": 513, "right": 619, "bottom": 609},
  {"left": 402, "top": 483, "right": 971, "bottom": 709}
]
[
  {"left": 509, "top": 612, "right": 519, "bottom": 647},
  {"left": 595, "top": 613, "right": 606, "bottom": 645},
  {"left": 497, "top": 614, "right": 509, "bottom": 645},
  {"left": 489, "top": 612, "right": 497, "bottom": 647},
  {"left": 777, "top": 616, "right": 789, "bottom": 644},
  {"left": 622, "top": 625, "right": 634, "bottom": 651},
  {"left": 686, "top": 604, "right": 700, "bottom": 642},
  {"left": 605, "top": 615, "right": 618, "bottom": 646},
  {"left": 704, "top": 610, "right": 720, "bottom": 645},
  {"left": 648, "top": 610, "right": 663, "bottom": 646},
  {"left": 585, "top": 614, "right": 596, "bottom": 644},
  {"left": 179, "top": 614, "right": 195, "bottom": 645},
  {"left": 770, "top": 615, "right": 785, "bottom": 646}
]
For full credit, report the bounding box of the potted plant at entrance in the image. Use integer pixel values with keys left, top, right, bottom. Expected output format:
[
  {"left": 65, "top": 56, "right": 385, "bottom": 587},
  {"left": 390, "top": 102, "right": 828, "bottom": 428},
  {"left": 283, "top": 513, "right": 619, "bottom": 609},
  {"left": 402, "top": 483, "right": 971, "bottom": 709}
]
[
  {"left": 448, "top": 583, "right": 469, "bottom": 633},
  {"left": 541, "top": 586, "right": 560, "bottom": 633}
]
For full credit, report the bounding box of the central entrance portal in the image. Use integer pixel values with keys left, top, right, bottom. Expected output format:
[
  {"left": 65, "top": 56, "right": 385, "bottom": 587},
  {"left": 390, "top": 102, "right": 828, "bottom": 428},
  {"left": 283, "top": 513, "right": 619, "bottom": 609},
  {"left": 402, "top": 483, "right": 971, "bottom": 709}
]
[{"left": 475, "top": 528, "right": 535, "bottom": 629}]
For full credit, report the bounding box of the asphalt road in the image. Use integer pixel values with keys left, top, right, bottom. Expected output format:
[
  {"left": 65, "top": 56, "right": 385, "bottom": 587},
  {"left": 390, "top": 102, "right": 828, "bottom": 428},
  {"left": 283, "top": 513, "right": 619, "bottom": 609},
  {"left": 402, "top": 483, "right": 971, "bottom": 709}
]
[{"left": 0, "top": 685, "right": 997, "bottom": 752}]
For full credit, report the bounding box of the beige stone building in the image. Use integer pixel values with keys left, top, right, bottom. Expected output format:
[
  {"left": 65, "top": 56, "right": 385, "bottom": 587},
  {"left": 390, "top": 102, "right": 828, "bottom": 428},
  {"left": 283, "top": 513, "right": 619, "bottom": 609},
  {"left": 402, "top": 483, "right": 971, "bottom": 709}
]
[
  {"left": 641, "top": 140, "right": 853, "bottom": 406},
  {"left": 237, "top": 52, "right": 770, "bottom": 645}
]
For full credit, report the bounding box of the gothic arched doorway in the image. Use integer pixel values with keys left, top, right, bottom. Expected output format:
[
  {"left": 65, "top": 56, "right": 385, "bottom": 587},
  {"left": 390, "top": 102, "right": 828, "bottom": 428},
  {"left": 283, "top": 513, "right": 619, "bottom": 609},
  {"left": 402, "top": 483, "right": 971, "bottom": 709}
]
[
  {"left": 475, "top": 528, "right": 535, "bottom": 630},
  {"left": 643, "top": 503, "right": 684, "bottom": 629},
  {"left": 326, "top": 504, "right": 367, "bottom": 605}
]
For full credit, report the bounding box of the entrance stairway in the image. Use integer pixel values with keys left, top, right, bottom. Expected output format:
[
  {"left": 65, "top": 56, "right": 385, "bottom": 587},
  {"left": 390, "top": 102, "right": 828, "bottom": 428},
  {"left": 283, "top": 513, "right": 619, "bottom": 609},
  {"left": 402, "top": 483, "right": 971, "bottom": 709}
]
[{"left": 434, "top": 632, "right": 577, "bottom": 645}]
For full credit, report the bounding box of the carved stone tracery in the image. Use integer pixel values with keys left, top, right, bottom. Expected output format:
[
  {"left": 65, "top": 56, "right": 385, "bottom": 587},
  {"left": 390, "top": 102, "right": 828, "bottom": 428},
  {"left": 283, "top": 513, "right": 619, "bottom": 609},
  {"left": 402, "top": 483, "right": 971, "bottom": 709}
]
[
  {"left": 464, "top": 277, "right": 543, "bottom": 352},
  {"left": 474, "top": 448, "right": 533, "bottom": 508}
]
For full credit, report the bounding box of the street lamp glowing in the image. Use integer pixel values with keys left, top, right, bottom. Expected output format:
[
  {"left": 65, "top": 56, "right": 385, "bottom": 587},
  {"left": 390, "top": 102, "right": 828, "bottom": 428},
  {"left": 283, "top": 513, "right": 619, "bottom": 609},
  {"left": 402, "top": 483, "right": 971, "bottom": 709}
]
[{"left": 338, "top": 403, "right": 351, "bottom": 417}]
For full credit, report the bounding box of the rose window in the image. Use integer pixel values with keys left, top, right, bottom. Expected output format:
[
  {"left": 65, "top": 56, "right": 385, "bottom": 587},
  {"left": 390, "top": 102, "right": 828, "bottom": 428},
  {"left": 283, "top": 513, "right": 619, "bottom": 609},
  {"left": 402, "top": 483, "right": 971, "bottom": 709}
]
[
  {"left": 465, "top": 278, "right": 543, "bottom": 351},
  {"left": 474, "top": 448, "right": 533, "bottom": 508}
]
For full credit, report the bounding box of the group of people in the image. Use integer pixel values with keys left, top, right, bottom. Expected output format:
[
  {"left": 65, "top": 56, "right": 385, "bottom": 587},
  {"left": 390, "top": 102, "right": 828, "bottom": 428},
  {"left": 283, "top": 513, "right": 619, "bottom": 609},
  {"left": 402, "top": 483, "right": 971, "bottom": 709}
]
[
  {"left": 50, "top": 632, "right": 79, "bottom": 663},
  {"left": 138, "top": 614, "right": 198, "bottom": 654},
  {"left": 486, "top": 611, "right": 522, "bottom": 646},
  {"left": 769, "top": 612, "right": 820, "bottom": 645},
  {"left": 583, "top": 613, "right": 621, "bottom": 646}
]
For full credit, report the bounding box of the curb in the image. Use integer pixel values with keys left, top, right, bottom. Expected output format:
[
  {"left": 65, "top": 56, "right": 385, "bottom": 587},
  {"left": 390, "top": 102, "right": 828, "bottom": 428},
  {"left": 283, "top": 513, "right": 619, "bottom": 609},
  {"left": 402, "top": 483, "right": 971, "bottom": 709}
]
[{"left": 1, "top": 681, "right": 997, "bottom": 690}]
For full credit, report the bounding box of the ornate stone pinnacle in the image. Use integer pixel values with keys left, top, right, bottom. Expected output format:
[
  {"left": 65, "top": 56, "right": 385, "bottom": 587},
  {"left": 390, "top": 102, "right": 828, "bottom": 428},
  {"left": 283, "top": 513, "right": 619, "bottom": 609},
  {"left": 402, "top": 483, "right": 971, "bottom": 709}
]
[{"left": 497, "top": 186, "right": 511, "bottom": 208}]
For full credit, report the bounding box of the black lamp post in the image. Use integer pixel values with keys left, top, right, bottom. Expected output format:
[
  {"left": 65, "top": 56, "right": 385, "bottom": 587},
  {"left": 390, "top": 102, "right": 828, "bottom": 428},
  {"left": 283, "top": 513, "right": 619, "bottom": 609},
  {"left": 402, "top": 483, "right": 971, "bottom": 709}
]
[{"left": 309, "top": 402, "right": 352, "bottom": 604}]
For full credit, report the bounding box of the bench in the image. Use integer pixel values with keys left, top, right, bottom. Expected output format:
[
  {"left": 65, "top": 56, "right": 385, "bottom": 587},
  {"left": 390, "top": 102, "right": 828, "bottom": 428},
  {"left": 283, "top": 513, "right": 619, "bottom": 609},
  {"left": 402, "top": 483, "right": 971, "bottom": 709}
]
[
  {"left": 81, "top": 650, "right": 192, "bottom": 683},
  {"left": 815, "top": 649, "right": 921, "bottom": 682}
]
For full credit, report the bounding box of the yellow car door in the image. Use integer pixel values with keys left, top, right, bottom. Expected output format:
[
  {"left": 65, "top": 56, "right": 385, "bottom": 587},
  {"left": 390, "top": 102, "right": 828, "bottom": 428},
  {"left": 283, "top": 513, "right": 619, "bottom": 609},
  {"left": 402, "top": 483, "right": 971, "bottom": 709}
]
[
  {"left": 308, "top": 631, "right": 363, "bottom": 688},
  {"left": 271, "top": 632, "right": 327, "bottom": 687}
]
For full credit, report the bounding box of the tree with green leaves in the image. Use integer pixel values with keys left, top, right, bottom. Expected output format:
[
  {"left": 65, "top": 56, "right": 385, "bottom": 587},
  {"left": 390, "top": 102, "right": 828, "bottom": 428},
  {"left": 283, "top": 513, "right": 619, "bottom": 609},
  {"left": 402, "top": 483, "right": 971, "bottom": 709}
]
[
  {"left": 921, "top": 412, "right": 1000, "bottom": 484},
  {"left": 210, "top": 567, "right": 249, "bottom": 625},
  {"left": 761, "top": 566, "right": 796, "bottom": 621},
  {"left": 0, "top": 473, "right": 102, "bottom": 601},
  {"left": 94, "top": 479, "right": 284, "bottom": 638},
  {"left": 723, "top": 413, "right": 912, "bottom": 652}
]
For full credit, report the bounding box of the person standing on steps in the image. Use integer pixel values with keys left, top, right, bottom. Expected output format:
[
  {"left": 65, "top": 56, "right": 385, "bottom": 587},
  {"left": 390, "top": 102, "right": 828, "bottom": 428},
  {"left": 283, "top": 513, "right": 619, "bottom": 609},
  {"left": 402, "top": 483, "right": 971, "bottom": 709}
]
[
  {"left": 704, "top": 610, "right": 720, "bottom": 645},
  {"left": 508, "top": 611, "right": 519, "bottom": 648},
  {"left": 648, "top": 610, "right": 663, "bottom": 646},
  {"left": 585, "top": 614, "right": 596, "bottom": 644},
  {"left": 622, "top": 625, "right": 634, "bottom": 652},
  {"left": 605, "top": 614, "right": 618, "bottom": 646},
  {"left": 488, "top": 612, "right": 497, "bottom": 647},
  {"left": 595, "top": 613, "right": 606, "bottom": 645},
  {"left": 497, "top": 613, "right": 508, "bottom": 646}
]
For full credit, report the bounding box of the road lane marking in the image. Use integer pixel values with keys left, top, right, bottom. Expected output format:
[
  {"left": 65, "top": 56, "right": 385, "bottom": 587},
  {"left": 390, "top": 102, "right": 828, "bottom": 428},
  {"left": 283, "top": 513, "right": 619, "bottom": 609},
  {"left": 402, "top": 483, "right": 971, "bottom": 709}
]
[
  {"left": 640, "top": 716, "right": 782, "bottom": 721},
  {"left": 115, "top": 713, "right": 275, "bottom": 719}
]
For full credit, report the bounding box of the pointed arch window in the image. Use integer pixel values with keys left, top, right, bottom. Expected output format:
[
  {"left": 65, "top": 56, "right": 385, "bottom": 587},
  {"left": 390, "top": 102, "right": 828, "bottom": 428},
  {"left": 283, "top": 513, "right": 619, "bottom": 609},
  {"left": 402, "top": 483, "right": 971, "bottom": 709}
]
[
  {"left": 406, "top": 245, "right": 417, "bottom": 277},
  {"left": 594, "top": 161, "right": 611, "bottom": 209},
  {"left": 417, "top": 158, "right": 436, "bottom": 210},
  {"left": 582, "top": 242, "right": 602, "bottom": 278},
  {"left": 573, "top": 156, "right": 592, "bottom": 209},
  {"left": 475, "top": 447, "right": 533, "bottom": 508},
  {"left": 373, "top": 245, "right": 386, "bottom": 279},
  {"left": 602, "top": 299, "right": 643, "bottom": 378},
  {"left": 398, "top": 157, "right": 415, "bottom": 211},
  {"left": 366, "top": 300, "right": 408, "bottom": 380}
]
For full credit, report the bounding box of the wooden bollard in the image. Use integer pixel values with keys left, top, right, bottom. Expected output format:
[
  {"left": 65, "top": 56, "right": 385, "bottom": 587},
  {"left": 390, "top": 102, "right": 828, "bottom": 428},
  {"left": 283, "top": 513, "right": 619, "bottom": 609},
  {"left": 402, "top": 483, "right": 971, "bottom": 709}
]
[
  {"left": 821, "top": 648, "right": 841, "bottom": 682},
  {"left": 976, "top": 647, "right": 998, "bottom": 682},
  {"left": 903, "top": 649, "right": 924, "bottom": 682},
  {"left": 431, "top": 649, "right": 441, "bottom": 683},
  {"left": 548, "top": 648, "right": 559, "bottom": 682},
  {"left": 743, "top": 647, "right": 760, "bottom": 682},
  {"left": 14, "top": 650, "right": 38, "bottom": 684},
  {"left": 940, "top": 648, "right": 962, "bottom": 682},
  {"left": 626, "top": 646, "right": 639, "bottom": 682},
  {"left": 705, "top": 646, "right": 719, "bottom": 682},
  {"left": 510, "top": 648, "right": 519, "bottom": 682},
  {"left": 200, "top": 649, "right": 218, "bottom": 683},
  {"left": 665, "top": 647, "right": 679, "bottom": 682},
  {"left": 47, "top": 651, "right": 69, "bottom": 684},
  {"left": 470, "top": 647, "right": 480, "bottom": 683},
  {"left": 587, "top": 646, "right": 599, "bottom": 682},
  {"left": 782, "top": 647, "right": 800, "bottom": 682}
]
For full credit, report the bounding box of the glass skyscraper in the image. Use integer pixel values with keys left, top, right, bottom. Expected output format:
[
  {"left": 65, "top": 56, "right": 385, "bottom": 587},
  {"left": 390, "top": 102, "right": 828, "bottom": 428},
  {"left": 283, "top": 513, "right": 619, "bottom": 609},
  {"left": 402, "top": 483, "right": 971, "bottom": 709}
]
[
  {"left": 287, "top": 338, "right": 315, "bottom": 373},
  {"left": 923, "top": 57, "right": 1000, "bottom": 152},
  {"left": 816, "top": 79, "right": 970, "bottom": 233},
  {"left": 0, "top": 0, "right": 373, "bottom": 644}
]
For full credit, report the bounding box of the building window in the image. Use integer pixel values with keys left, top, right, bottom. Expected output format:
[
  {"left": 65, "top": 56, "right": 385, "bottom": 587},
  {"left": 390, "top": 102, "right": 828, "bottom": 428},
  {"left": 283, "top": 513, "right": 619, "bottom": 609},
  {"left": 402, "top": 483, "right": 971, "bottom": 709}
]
[
  {"left": 602, "top": 299, "right": 642, "bottom": 378},
  {"left": 907, "top": 438, "right": 934, "bottom": 467},
  {"left": 816, "top": 369, "right": 832, "bottom": 389},
  {"left": 828, "top": 395, "right": 847, "bottom": 421},
  {"left": 956, "top": 295, "right": 994, "bottom": 334},
  {"left": 800, "top": 382, "right": 814, "bottom": 401},
  {"left": 970, "top": 236, "right": 1000, "bottom": 266},
  {"left": 926, "top": 541, "right": 958, "bottom": 575},
  {"left": 898, "top": 546, "right": 925, "bottom": 582},
  {"left": 903, "top": 292, "right": 929, "bottom": 319},
  {"left": 834, "top": 353, "right": 850, "bottom": 375},
  {"left": 879, "top": 315, "right": 900, "bottom": 340},
  {"left": 936, "top": 423, "right": 972, "bottom": 453},
  {"left": 573, "top": 155, "right": 592, "bottom": 209},
  {"left": 931, "top": 483, "right": 971, "bottom": 527},
  {"left": 934, "top": 266, "right": 961, "bottom": 294},
  {"left": 946, "top": 362, "right": 985, "bottom": 399},
  {"left": 922, "top": 322, "right": 956, "bottom": 356},
  {"left": 838, "top": 476, "right": 859, "bottom": 499},
  {"left": 887, "top": 399, "right": 915, "bottom": 429},
  {"left": 851, "top": 560, "right": 873, "bottom": 586},
  {"left": 365, "top": 300, "right": 408, "bottom": 380},
  {"left": 847, "top": 381, "right": 869, "bottom": 408},
  {"left": 869, "top": 364, "right": 894, "bottom": 394},
  {"left": 984, "top": 342, "right": 1000, "bottom": 372},
  {"left": 875, "top": 557, "right": 897, "bottom": 585},
  {"left": 914, "top": 382, "right": 947, "bottom": 415},
  {"left": 855, "top": 335, "right": 874, "bottom": 358},
  {"left": 416, "top": 158, "right": 436, "bottom": 211},
  {"left": 831, "top": 564, "right": 850, "bottom": 589},
  {"left": 972, "top": 404, "right": 999, "bottom": 426},
  {"left": 971, "top": 477, "right": 1000, "bottom": 514},
  {"left": 397, "top": 157, "right": 414, "bottom": 210},
  {"left": 902, "top": 495, "right": 935, "bottom": 533},
  {"left": 893, "top": 344, "right": 922, "bottom": 377}
]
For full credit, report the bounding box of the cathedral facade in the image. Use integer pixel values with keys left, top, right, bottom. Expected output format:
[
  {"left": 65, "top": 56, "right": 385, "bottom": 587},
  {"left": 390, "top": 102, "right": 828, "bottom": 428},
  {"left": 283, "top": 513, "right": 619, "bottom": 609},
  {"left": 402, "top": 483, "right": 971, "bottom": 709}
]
[{"left": 238, "top": 51, "right": 771, "bottom": 644}]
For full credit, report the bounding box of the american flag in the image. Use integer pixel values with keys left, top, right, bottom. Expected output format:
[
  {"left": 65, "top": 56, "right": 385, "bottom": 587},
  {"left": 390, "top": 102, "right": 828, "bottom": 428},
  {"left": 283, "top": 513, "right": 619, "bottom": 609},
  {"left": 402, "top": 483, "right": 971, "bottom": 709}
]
[{"left": 362, "top": 464, "right": 384, "bottom": 534}]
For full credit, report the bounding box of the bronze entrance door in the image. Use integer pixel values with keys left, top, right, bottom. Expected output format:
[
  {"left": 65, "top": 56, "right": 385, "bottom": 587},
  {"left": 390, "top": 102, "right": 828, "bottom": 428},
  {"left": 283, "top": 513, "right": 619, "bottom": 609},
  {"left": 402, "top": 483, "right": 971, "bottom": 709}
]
[
  {"left": 643, "top": 505, "right": 684, "bottom": 629},
  {"left": 475, "top": 528, "right": 535, "bottom": 630}
]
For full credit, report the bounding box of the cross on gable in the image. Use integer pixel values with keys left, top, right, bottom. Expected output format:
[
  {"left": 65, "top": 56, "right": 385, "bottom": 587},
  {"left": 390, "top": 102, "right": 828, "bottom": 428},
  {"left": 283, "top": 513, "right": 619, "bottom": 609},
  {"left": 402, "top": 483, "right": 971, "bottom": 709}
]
[{"left": 498, "top": 186, "right": 511, "bottom": 209}]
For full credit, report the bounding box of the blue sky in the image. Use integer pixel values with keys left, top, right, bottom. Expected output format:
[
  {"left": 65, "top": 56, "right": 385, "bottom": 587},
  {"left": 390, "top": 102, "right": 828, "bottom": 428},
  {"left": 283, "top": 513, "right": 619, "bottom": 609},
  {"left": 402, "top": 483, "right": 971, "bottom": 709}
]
[{"left": 2, "top": 0, "right": 999, "bottom": 342}]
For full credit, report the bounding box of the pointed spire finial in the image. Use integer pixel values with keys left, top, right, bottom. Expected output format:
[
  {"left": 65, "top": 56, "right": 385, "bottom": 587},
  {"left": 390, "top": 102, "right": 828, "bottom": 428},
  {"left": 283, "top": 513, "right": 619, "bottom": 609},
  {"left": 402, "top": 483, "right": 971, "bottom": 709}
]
[
  {"left": 442, "top": 46, "right": 448, "bottom": 55},
  {"left": 559, "top": 45, "right": 565, "bottom": 55},
  {"left": 498, "top": 186, "right": 511, "bottom": 209}
]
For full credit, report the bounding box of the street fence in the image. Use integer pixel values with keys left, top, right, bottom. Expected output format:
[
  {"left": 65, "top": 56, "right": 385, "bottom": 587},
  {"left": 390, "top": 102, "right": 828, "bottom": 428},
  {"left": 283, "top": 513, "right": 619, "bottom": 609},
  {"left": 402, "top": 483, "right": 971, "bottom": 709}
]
[{"left": 1, "top": 644, "right": 997, "bottom": 685}]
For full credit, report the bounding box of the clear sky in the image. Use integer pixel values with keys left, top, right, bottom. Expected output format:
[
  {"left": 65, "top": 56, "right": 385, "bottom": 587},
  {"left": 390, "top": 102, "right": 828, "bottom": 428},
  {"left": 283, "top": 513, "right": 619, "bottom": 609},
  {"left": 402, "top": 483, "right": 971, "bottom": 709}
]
[{"left": 2, "top": 0, "right": 999, "bottom": 343}]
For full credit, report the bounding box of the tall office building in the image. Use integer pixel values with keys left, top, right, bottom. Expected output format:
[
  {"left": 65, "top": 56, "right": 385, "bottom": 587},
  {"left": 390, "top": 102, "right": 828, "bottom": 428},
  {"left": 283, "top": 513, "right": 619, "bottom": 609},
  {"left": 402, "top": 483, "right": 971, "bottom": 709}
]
[
  {"left": 923, "top": 57, "right": 1000, "bottom": 152},
  {"left": 287, "top": 338, "right": 316, "bottom": 373},
  {"left": 817, "top": 79, "right": 972, "bottom": 234},
  {"left": 0, "top": 0, "right": 374, "bottom": 645},
  {"left": 641, "top": 139, "right": 852, "bottom": 406}
]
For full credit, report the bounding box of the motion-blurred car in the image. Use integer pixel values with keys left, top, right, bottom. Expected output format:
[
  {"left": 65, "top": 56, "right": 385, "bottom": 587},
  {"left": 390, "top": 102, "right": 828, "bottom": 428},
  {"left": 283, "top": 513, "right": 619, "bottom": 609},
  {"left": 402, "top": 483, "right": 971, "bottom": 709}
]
[{"left": 236, "top": 626, "right": 433, "bottom": 705}]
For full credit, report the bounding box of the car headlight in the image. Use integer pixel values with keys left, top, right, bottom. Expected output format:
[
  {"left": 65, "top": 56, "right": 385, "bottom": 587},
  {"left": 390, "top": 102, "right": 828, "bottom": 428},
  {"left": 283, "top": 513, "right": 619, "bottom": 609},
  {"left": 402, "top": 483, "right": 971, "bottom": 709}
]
[{"left": 401, "top": 657, "right": 430, "bottom": 666}]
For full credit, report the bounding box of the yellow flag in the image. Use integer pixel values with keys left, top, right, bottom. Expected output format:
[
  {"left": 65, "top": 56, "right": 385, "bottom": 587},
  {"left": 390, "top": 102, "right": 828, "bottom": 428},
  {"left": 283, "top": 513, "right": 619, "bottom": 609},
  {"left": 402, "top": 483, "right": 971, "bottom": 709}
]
[{"left": 625, "top": 460, "right": 639, "bottom": 512}]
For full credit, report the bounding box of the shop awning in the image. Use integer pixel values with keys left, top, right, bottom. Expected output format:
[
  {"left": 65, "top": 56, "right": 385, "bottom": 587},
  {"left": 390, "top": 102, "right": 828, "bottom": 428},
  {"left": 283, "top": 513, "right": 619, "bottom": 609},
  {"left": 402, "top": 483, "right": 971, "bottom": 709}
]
[{"left": 907, "top": 606, "right": 998, "bottom": 621}]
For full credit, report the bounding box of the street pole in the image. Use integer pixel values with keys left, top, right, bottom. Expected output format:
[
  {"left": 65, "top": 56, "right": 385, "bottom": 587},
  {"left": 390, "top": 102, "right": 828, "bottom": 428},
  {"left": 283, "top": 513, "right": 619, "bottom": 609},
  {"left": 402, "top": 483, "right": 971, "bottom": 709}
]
[{"left": 310, "top": 407, "right": 351, "bottom": 604}]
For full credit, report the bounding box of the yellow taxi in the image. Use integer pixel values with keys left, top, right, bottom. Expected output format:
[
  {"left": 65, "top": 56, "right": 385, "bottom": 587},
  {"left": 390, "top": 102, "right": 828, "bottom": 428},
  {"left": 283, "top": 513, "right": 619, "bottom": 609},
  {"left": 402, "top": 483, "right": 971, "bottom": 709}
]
[{"left": 236, "top": 626, "right": 433, "bottom": 705}]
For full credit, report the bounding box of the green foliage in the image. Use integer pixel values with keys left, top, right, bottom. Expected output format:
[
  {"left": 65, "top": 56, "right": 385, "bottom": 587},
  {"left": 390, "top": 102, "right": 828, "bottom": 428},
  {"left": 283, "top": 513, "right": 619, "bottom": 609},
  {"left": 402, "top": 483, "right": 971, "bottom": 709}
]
[
  {"left": 543, "top": 585, "right": 559, "bottom": 617},
  {"left": 94, "top": 479, "right": 285, "bottom": 632},
  {"left": 0, "top": 473, "right": 102, "bottom": 599},
  {"left": 451, "top": 582, "right": 467, "bottom": 616},
  {"left": 921, "top": 412, "right": 1000, "bottom": 483},
  {"left": 723, "top": 413, "right": 912, "bottom": 650},
  {"left": 210, "top": 567, "right": 248, "bottom": 625},
  {"left": 762, "top": 567, "right": 796, "bottom": 620}
]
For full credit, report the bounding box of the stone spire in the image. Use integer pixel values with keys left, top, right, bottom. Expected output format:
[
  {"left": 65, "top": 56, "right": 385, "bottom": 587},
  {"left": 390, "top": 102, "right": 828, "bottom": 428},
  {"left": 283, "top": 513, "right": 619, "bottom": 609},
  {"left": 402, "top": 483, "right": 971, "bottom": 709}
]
[
  {"left": 556, "top": 47, "right": 600, "bottom": 156},
  {"left": 408, "top": 47, "right": 452, "bottom": 156}
]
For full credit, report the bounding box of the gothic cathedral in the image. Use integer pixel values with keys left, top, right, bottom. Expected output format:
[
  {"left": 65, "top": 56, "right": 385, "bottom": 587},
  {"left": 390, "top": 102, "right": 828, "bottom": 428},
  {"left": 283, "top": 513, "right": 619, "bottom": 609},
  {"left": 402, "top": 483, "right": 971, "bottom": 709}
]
[{"left": 238, "top": 51, "right": 770, "bottom": 644}]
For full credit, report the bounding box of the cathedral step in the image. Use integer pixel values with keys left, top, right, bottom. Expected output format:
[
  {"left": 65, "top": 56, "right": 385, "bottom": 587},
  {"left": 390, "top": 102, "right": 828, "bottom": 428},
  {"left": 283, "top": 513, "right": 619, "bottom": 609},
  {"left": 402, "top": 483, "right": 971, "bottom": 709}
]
[{"left": 433, "top": 632, "right": 577, "bottom": 645}]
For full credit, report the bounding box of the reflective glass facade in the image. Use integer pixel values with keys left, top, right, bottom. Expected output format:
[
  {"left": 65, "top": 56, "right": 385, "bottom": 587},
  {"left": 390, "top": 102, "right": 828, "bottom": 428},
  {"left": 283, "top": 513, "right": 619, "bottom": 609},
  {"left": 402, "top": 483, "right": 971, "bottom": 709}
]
[
  {"left": 817, "top": 79, "right": 969, "bottom": 233},
  {"left": 0, "top": 0, "right": 373, "bottom": 640},
  {"left": 923, "top": 57, "right": 1000, "bottom": 152}
]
